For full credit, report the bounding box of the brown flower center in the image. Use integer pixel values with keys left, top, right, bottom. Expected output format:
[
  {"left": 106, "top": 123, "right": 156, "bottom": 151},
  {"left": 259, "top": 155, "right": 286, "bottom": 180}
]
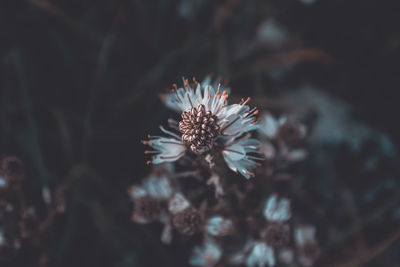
[{"left": 179, "top": 104, "right": 220, "bottom": 154}]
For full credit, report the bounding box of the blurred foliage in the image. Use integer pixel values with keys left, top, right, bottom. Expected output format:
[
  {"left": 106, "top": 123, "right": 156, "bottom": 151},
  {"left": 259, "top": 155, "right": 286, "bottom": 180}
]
[{"left": 1, "top": 0, "right": 400, "bottom": 266}]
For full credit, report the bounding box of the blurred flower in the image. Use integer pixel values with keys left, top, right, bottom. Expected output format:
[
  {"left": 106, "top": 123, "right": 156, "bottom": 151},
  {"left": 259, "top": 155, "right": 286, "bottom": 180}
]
[
  {"left": 277, "top": 118, "right": 307, "bottom": 144},
  {"left": 263, "top": 223, "right": 290, "bottom": 248},
  {"left": 294, "top": 225, "right": 320, "bottom": 267},
  {"left": 278, "top": 247, "right": 294, "bottom": 265},
  {"left": 132, "top": 196, "right": 161, "bottom": 223},
  {"left": 205, "top": 216, "right": 233, "bottom": 236},
  {"left": 257, "top": 20, "right": 288, "bottom": 46},
  {"left": 172, "top": 206, "right": 202, "bottom": 236},
  {"left": 283, "top": 148, "right": 308, "bottom": 162},
  {"left": 258, "top": 113, "right": 306, "bottom": 143},
  {"left": 169, "top": 193, "right": 202, "bottom": 235},
  {"left": 168, "top": 193, "right": 190, "bottom": 214},
  {"left": 260, "top": 142, "right": 276, "bottom": 160},
  {"left": 143, "top": 175, "right": 173, "bottom": 200},
  {"left": 263, "top": 195, "right": 291, "bottom": 222},
  {"left": 294, "top": 225, "right": 317, "bottom": 247},
  {"left": 246, "top": 242, "right": 275, "bottom": 267},
  {"left": 257, "top": 113, "right": 279, "bottom": 139},
  {"left": 189, "top": 237, "right": 222, "bottom": 267},
  {"left": 128, "top": 181, "right": 168, "bottom": 223}
]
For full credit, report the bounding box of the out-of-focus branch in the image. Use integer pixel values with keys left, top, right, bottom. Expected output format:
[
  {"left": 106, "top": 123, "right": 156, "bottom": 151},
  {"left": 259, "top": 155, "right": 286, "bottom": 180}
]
[{"left": 327, "top": 227, "right": 400, "bottom": 267}]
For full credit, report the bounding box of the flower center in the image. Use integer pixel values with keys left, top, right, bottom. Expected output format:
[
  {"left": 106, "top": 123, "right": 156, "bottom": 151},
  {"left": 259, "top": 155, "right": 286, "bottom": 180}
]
[{"left": 179, "top": 104, "right": 220, "bottom": 154}]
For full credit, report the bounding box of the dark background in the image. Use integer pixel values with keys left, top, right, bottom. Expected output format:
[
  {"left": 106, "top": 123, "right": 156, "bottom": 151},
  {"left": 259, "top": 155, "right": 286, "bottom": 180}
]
[{"left": 1, "top": 0, "right": 400, "bottom": 266}]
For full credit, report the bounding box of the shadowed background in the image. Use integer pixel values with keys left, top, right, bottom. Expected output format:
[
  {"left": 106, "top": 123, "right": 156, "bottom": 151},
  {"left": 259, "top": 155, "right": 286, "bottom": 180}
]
[{"left": 1, "top": 0, "right": 400, "bottom": 266}]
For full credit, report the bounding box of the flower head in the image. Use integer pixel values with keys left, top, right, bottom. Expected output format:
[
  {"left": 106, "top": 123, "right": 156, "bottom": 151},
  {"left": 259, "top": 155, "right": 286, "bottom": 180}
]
[
  {"left": 169, "top": 193, "right": 202, "bottom": 235},
  {"left": 189, "top": 237, "right": 222, "bottom": 267},
  {"left": 179, "top": 104, "right": 221, "bottom": 153},
  {"left": 205, "top": 216, "right": 233, "bottom": 236},
  {"left": 263, "top": 195, "right": 291, "bottom": 222},
  {"left": 144, "top": 78, "right": 262, "bottom": 178},
  {"left": 246, "top": 242, "right": 275, "bottom": 267}
]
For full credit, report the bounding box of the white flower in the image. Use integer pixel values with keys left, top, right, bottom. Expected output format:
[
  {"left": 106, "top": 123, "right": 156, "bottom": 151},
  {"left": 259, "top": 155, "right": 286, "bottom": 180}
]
[
  {"left": 143, "top": 126, "right": 187, "bottom": 165},
  {"left": 284, "top": 148, "right": 308, "bottom": 162},
  {"left": 223, "top": 137, "right": 263, "bottom": 179},
  {"left": 294, "top": 225, "right": 317, "bottom": 247},
  {"left": 0, "top": 231, "right": 4, "bottom": 246},
  {"left": 278, "top": 248, "right": 294, "bottom": 265},
  {"left": 295, "top": 225, "right": 320, "bottom": 267},
  {"left": 128, "top": 186, "right": 148, "bottom": 200},
  {"left": 168, "top": 193, "right": 190, "bottom": 214},
  {"left": 143, "top": 175, "right": 173, "bottom": 200},
  {"left": 246, "top": 242, "right": 275, "bottom": 267},
  {"left": 258, "top": 113, "right": 306, "bottom": 142},
  {"left": 257, "top": 112, "right": 279, "bottom": 139},
  {"left": 146, "top": 78, "right": 261, "bottom": 178},
  {"left": 260, "top": 142, "right": 276, "bottom": 160},
  {"left": 205, "top": 216, "right": 233, "bottom": 236},
  {"left": 189, "top": 237, "right": 222, "bottom": 267},
  {"left": 263, "top": 195, "right": 291, "bottom": 222},
  {"left": 0, "top": 175, "right": 7, "bottom": 188}
]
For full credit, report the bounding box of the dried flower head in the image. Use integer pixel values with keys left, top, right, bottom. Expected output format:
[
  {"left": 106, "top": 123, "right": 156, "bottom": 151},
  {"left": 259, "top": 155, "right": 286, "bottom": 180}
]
[
  {"left": 180, "top": 104, "right": 220, "bottom": 153},
  {"left": 133, "top": 196, "right": 161, "bottom": 223},
  {"left": 263, "top": 223, "right": 290, "bottom": 248},
  {"left": 172, "top": 206, "right": 202, "bottom": 236}
]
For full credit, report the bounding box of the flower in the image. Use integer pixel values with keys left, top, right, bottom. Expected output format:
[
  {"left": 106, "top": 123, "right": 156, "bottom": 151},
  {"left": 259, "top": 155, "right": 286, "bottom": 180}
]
[
  {"left": 222, "top": 137, "right": 263, "bottom": 179},
  {"left": 172, "top": 206, "right": 202, "bottom": 235},
  {"left": 168, "top": 193, "right": 191, "bottom": 214},
  {"left": 128, "top": 174, "right": 174, "bottom": 223},
  {"left": 168, "top": 193, "right": 202, "bottom": 235},
  {"left": 189, "top": 237, "right": 222, "bottom": 267},
  {"left": 258, "top": 113, "right": 306, "bottom": 143},
  {"left": 143, "top": 175, "right": 173, "bottom": 200},
  {"left": 143, "top": 126, "right": 187, "bottom": 165},
  {"left": 263, "top": 195, "right": 291, "bottom": 222},
  {"left": 144, "top": 78, "right": 262, "bottom": 178},
  {"left": 205, "top": 216, "right": 233, "bottom": 236},
  {"left": 246, "top": 242, "right": 275, "bottom": 267},
  {"left": 294, "top": 225, "right": 317, "bottom": 248},
  {"left": 294, "top": 225, "right": 320, "bottom": 267}
]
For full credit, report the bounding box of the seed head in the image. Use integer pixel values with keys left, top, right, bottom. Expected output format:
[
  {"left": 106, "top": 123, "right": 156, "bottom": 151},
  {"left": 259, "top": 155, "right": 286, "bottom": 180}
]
[
  {"left": 179, "top": 104, "right": 220, "bottom": 154},
  {"left": 263, "top": 223, "right": 290, "bottom": 248},
  {"left": 172, "top": 207, "right": 202, "bottom": 235}
]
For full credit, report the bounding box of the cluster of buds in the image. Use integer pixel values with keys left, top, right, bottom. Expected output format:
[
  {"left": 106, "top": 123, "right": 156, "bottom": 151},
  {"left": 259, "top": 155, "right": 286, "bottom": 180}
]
[
  {"left": 131, "top": 78, "right": 319, "bottom": 266},
  {"left": 257, "top": 113, "right": 308, "bottom": 177}
]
